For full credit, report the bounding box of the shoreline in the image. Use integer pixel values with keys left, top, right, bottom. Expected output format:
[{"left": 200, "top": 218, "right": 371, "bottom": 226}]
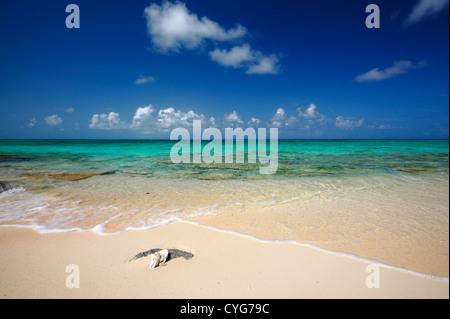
[
  {"left": 1, "top": 179, "right": 448, "bottom": 278},
  {"left": 1, "top": 220, "right": 449, "bottom": 283},
  {"left": 1, "top": 221, "right": 449, "bottom": 282},
  {"left": 182, "top": 220, "right": 450, "bottom": 282},
  {"left": 0, "top": 221, "right": 448, "bottom": 299}
]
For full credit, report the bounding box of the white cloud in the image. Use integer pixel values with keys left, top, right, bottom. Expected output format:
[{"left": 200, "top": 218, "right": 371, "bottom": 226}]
[
  {"left": 209, "top": 44, "right": 254, "bottom": 68},
  {"left": 246, "top": 53, "right": 280, "bottom": 75},
  {"left": 224, "top": 110, "right": 243, "bottom": 126},
  {"left": 293, "top": 104, "right": 328, "bottom": 129},
  {"left": 45, "top": 115, "right": 63, "bottom": 126},
  {"left": 268, "top": 108, "right": 297, "bottom": 128},
  {"left": 89, "top": 105, "right": 207, "bottom": 133},
  {"left": 65, "top": 107, "right": 74, "bottom": 113},
  {"left": 355, "top": 60, "right": 426, "bottom": 83},
  {"left": 27, "top": 118, "right": 37, "bottom": 128},
  {"left": 404, "top": 0, "right": 449, "bottom": 26},
  {"left": 335, "top": 116, "right": 364, "bottom": 130},
  {"left": 297, "top": 104, "right": 326, "bottom": 127},
  {"left": 135, "top": 75, "right": 156, "bottom": 85},
  {"left": 269, "top": 108, "right": 285, "bottom": 128},
  {"left": 144, "top": 1, "right": 246, "bottom": 52},
  {"left": 130, "top": 105, "right": 155, "bottom": 129},
  {"left": 299, "top": 104, "right": 320, "bottom": 119},
  {"left": 366, "top": 123, "right": 394, "bottom": 130},
  {"left": 144, "top": 1, "right": 280, "bottom": 75},
  {"left": 89, "top": 112, "right": 127, "bottom": 130},
  {"left": 157, "top": 107, "right": 206, "bottom": 131},
  {"left": 248, "top": 117, "right": 261, "bottom": 127},
  {"left": 210, "top": 44, "right": 280, "bottom": 75}
]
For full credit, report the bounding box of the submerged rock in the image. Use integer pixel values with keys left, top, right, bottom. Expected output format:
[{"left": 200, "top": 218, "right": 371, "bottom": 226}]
[
  {"left": 129, "top": 248, "right": 194, "bottom": 262},
  {"left": 195, "top": 163, "right": 259, "bottom": 171},
  {"left": 198, "top": 173, "right": 237, "bottom": 180},
  {"left": 0, "top": 154, "right": 33, "bottom": 162},
  {"left": 393, "top": 167, "right": 437, "bottom": 173},
  {"left": 0, "top": 182, "right": 12, "bottom": 193},
  {"left": 24, "top": 171, "right": 114, "bottom": 181}
]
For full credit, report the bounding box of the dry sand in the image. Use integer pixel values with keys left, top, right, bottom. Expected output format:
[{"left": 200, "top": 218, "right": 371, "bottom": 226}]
[{"left": 0, "top": 221, "right": 448, "bottom": 299}]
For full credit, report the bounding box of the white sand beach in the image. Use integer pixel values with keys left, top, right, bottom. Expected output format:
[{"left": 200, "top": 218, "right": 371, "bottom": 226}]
[{"left": 0, "top": 221, "right": 447, "bottom": 299}]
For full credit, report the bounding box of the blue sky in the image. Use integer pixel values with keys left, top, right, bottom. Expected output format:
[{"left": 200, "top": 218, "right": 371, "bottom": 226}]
[{"left": 0, "top": 0, "right": 448, "bottom": 139}]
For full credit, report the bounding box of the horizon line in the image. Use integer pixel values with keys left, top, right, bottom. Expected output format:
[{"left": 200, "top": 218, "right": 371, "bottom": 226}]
[{"left": 0, "top": 138, "right": 449, "bottom": 141}]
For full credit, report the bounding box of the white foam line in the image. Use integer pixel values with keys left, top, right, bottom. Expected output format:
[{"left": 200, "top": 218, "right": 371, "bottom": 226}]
[
  {"left": 2, "top": 217, "right": 448, "bottom": 282},
  {"left": 0, "top": 187, "right": 26, "bottom": 198},
  {"left": 180, "top": 220, "right": 449, "bottom": 282},
  {"left": 89, "top": 215, "right": 184, "bottom": 236}
]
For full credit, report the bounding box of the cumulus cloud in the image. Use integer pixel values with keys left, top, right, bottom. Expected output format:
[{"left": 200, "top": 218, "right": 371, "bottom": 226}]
[
  {"left": 248, "top": 117, "right": 261, "bottom": 127},
  {"left": 224, "top": 110, "right": 244, "bottom": 127},
  {"left": 65, "top": 107, "right": 74, "bottom": 113},
  {"left": 335, "top": 116, "right": 364, "bottom": 130},
  {"left": 246, "top": 53, "right": 280, "bottom": 75},
  {"left": 209, "top": 44, "right": 280, "bottom": 75},
  {"left": 144, "top": 1, "right": 280, "bottom": 75},
  {"left": 27, "top": 118, "right": 37, "bottom": 128},
  {"left": 366, "top": 123, "right": 394, "bottom": 130},
  {"left": 89, "top": 112, "right": 127, "bottom": 130},
  {"left": 144, "top": 1, "right": 246, "bottom": 53},
  {"left": 130, "top": 105, "right": 155, "bottom": 129},
  {"left": 157, "top": 107, "right": 206, "bottom": 131},
  {"left": 297, "top": 104, "right": 326, "bottom": 128},
  {"left": 209, "top": 44, "right": 254, "bottom": 68},
  {"left": 404, "top": 0, "right": 449, "bottom": 26},
  {"left": 135, "top": 75, "right": 156, "bottom": 85},
  {"left": 45, "top": 115, "right": 63, "bottom": 126},
  {"left": 299, "top": 104, "right": 320, "bottom": 119},
  {"left": 355, "top": 60, "right": 426, "bottom": 83},
  {"left": 89, "top": 105, "right": 208, "bottom": 133},
  {"left": 268, "top": 108, "right": 297, "bottom": 128}
]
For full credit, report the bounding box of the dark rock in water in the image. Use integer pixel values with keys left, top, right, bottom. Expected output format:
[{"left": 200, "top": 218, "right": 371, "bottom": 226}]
[
  {"left": 0, "top": 182, "right": 12, "bottom": 193},
  {"left": 24, "top": 171, "right": 115, "bottom": 181},
  {"left": 129, "top": 248, "right": 194, "bottom": 262},
  {"left": 0, "top": 154, "right": 34, "bottom": 162}
]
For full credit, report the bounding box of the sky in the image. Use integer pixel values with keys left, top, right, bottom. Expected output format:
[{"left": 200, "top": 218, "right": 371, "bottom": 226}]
[{"left": 0, "top": 0, "right": 448, "bottom": 139}]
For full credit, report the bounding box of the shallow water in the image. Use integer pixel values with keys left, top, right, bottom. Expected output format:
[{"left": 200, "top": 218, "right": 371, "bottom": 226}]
[{"left": 0, "top": 139, "right": 448, "bottom": 232}]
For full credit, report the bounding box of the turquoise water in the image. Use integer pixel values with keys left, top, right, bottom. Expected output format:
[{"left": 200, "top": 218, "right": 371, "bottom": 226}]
[
  {"left": 0, "top": 139, "right": 448, "bottom": 234},
  {"left": 0, "top": 139, "right": 448, "bottom": 179}
]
